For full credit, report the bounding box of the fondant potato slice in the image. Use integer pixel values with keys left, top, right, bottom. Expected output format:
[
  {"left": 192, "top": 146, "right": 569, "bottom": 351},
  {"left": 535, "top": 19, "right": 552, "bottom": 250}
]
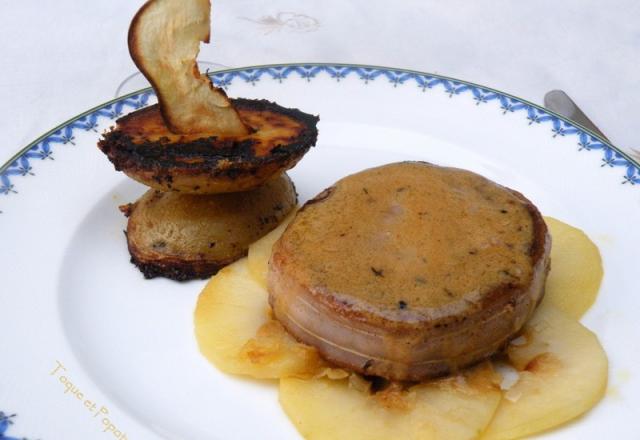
[
  {"left": 247, "top": 211, "right": 295, "bottom": 288},
  {"left": 194, "top": 259, "right": 344, "bottom": 379},
  {"left": 542, "top": 217, "right": 603, "bottom": 319},
  {"left": 481, "top": 303, "right": 608, "bottom": 439},
  {"left": 280, "top": 363, "right": 502, "bottom": 440}
]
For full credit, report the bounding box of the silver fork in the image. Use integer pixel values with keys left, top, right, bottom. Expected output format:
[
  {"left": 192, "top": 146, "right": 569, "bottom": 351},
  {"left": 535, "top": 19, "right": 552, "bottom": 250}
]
[
  {"left": 543, "top": 90, "right": 610, "bottom": 142},
  {"left": 545, "top": 90, "right": 640, "bottom": 161}
]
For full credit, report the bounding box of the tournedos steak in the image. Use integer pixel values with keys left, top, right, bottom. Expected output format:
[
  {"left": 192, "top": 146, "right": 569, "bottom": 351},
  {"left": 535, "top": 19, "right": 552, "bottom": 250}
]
[{"left": 268, "top": 162, "right": 551, "bottom": 381}]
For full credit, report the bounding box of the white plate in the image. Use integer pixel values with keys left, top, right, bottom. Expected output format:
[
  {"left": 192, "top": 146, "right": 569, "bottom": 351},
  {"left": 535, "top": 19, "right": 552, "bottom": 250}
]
[{"left": 1, "top": 64, "right": 638, "bottom": 439}]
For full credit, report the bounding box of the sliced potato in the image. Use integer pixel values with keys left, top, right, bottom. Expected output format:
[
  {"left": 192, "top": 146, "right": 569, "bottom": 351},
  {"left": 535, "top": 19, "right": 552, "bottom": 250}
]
[
  {"left": 541, "top": 217, "right": 603, "bottom": 319},
  {"left": 125, "top": 174, "right": 296, "bottom": 281},
  {"left": 481, "top": 303, "right": 608, "bottom": 439},
  {"left": 280, "top": 362, "right": 502, "bottom": 440},
  {"left": 195, "top": 258, "right": 344, "bottom": 379},
  {"left": 247, "top": 210, "right": 295, "bottom": 288},
  {"left": 128, "top": 0, "right": 248, "bottom": 135},
  {"left": 197, "top": 217, "right": 607, "bottom": 440}
]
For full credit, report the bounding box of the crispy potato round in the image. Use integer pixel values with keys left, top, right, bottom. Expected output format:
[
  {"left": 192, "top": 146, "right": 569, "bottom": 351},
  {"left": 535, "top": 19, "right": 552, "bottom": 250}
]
[
  {"left": 482, "top": 303, "right": 608, "bottom": 439},
  {"left": 123, "top": 174, "right": 296, "bottom": 281},
  {"left": 541, "top": 216, "right": 603, "bottom": 319},
  {"left": 98, "top": 100, "right": 318, "bottom": 194},
  {"left": 128, "top": 0, "right": 250, "bottom": 136}
]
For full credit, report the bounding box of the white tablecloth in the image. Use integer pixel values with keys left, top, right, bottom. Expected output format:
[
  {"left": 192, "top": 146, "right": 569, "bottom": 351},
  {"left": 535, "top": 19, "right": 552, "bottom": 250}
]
[{"left": 1, "top": 0, "right": 638, "bottom": 163}]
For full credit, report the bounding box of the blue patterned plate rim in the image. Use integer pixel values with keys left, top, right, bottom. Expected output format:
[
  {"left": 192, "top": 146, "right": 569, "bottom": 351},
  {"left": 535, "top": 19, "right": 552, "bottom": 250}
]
[
  {"left": 1, "top": 62, "right": 638, "bottom": 194},
  {"left": 1, "top": 63, "right": 637, "bottom": 439}
]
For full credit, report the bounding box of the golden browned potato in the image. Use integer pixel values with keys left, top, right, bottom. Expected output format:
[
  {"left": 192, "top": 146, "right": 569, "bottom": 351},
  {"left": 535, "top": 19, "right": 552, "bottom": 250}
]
[
  {"left": 99, "top": 101, "right": 318, "bottom": 194},
  {"left": 99, "top": 0, "right": 319, "bottom": 194},
  {"left": 123, "top": 174, "right": 296, "bottom": 280},
  {"left": 481, "top": 303, "right": 608, "bottom": 439},
  {"left": 541, "top": 216, "right": 603, "bottom": 319}
]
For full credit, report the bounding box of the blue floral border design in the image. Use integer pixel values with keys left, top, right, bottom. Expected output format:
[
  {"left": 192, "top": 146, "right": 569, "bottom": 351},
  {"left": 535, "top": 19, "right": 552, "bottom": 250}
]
[
  {"left": 1, "top": 64, "right": 638, "bottom": 214},
  {"left": 0, "top": 412, "right": 37, "bottom": 440}
]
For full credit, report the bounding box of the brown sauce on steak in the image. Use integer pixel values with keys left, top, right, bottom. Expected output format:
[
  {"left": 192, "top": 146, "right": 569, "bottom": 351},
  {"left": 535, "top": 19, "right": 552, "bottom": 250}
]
[{"left": 268, "top": 162, "right": 550, "bottom": 381}]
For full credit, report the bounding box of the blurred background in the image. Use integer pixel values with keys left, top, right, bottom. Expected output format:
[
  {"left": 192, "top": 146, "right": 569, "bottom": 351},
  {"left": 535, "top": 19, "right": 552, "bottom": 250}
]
[{"left": 0, "top": 0, "right": 638, "bottom": 162}]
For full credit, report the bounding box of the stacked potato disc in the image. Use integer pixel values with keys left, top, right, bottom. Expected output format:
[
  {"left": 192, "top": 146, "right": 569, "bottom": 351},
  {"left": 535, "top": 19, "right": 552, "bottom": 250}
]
[{"left": 97, "top": 0, "right": 319, "bottom": 280}]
